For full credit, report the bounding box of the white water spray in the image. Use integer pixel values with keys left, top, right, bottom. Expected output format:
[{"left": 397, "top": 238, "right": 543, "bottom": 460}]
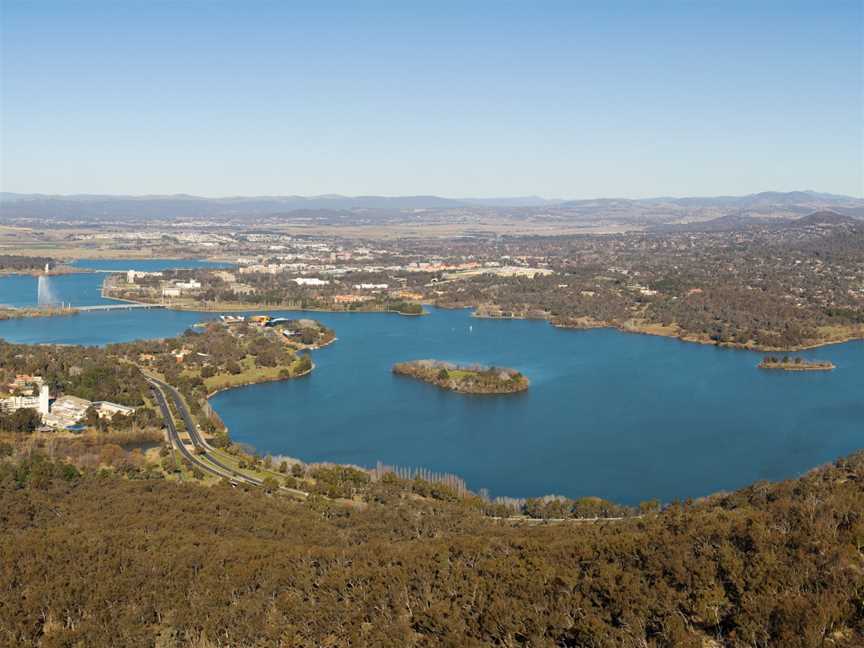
[{"left": 37, "top": 264, "right": 58, "bottom": 306}]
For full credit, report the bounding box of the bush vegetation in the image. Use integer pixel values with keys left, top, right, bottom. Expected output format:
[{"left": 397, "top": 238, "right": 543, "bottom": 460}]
[{"left": 1, "top": 452, "right": 863, "bottom": 646}]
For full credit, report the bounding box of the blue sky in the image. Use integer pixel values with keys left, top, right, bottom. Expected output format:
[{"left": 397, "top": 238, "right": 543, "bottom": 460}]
[{"left": 1, "top": 1, "right": 861, "bottom": 198}]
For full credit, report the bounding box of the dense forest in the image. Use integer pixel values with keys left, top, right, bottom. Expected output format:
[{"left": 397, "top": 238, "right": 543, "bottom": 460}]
[
  {"left": 0, "top": 254, "right": 54, "bottom": 272},
  {"left": 1, "top": 451, "right": 863, "bottom": 647},
  {"left": 0, "top": 340, "right": 150, "bottom": 406}
]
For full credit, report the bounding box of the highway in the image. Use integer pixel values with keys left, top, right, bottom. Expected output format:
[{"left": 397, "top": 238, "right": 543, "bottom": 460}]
[
  {"left": 148, "top": 375, "right": 309, "bottom": 497},
  {"left": 147, "top": 376, "right": 262, "bottom": 486}
]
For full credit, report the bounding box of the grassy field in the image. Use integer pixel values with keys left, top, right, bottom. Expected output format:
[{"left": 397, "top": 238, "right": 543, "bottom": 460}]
[
  {"left": 203, "top": 362, "right": 286, "bottom": 392},
  {"left": 201, "top": 355, "right": 308, "bottom": 393}
]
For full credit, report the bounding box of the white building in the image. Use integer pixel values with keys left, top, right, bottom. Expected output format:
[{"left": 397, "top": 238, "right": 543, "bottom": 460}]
[
  {"left": 43, "top": 395, "right": 136, "bottom": 430},
  {"left": 0, "top": 384, "right": 50, "bottom": 416},
  {"left": 92, "top": 401, "right": 137, "bottom": 417},
  {"left": 354, "top": 283, "right": 389, "bottom": 290},
  {"left": 212, "top": 270, "right": 237, "bottom": 283},
  {"left": 44, "top": 395, "right": 92, "bottom": 427},
  {"left": 294, "top": 277, "right": 330, "bottom": 287},
  {"left": 126, "top": 270, "right": 163, "bottom": 283}
]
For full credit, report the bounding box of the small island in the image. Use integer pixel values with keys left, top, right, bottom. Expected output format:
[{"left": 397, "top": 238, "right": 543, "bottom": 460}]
[
  {"left": 758, "top": 356, "right": 835, "bottom": 371},
  {"left": 393, "top": 360, "right": 529, "bottom": 394},
  {"left": 0, "top": 306, "right": 79, "bottom": 321}
]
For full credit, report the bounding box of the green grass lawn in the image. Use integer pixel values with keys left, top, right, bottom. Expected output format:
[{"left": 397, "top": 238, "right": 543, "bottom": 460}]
[{"left": 202, "top": 355, "right": 303, "bottom": 392}]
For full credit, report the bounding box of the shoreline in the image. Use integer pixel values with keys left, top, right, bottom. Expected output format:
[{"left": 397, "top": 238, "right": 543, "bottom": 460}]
[
  {"left": 0, "top": 266, "right": 91, "bottom": 277},
  {"left": 169, "top": 304, "right": 427, "bottom": 317},
  {"left": 757, "top": 360, "right": 836, "bottom": 372},
  {"left": 0, "top": 306, "right": 80, "bottom": 320},
  {"left": 9, "top": 308, "right": 856, "bottom": 509},
  {"left": 101, "top": 287, "right": 426, "bottom": 317},
  {"left": 469, "top": 310, "right": 864, "bottom": 353},
  {"left": 205, "top": 362, "right": 316, "bottom": 400},
  {"left": 284, "top": 335, "right": 338, "bottom": 351},
  {"left": 6, "top": 284, "right": 862, "bottom": 354},
  {"left": 555, "top": 320, "right": 864, "bottom": 353}
]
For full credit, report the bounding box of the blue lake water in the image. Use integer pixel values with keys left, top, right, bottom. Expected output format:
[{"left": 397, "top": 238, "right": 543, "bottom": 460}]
[
  {"left": 0, "top": 258, "right": 229, "bottom": 308},
  {"left": 69, "top": 258, "right": 230, "bottom": 272},
  {"left": 0, "top": 298, "right": 861, "bottom": 504},
  {"left": 0, "top": 272, "right": 117, "bottom": 308}
]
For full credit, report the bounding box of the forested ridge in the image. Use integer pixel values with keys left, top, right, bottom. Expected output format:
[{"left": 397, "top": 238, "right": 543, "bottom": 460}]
[
  {"left": 2, "top": 452, "right": 863, "bottom": 647},
  {"left": 0, "top": 254, "right": 55, "bottom": 272}
]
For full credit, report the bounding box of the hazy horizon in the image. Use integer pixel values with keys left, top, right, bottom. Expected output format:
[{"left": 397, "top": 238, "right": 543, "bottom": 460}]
[
  {"left": 2, "top": 1, "right": 862, "bottom": 197},
  {"left": 2, "top": 188, "right": 862, "bottom": 202}
]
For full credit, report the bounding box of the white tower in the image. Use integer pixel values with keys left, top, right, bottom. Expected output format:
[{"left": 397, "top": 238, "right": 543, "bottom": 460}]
[{"left": 38, "top": 384, "right": 50, "bottom": 416}]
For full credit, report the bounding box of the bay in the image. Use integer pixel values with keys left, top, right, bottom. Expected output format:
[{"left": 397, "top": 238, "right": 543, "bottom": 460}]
[{"left": 1, "top": 298, "right": 860, "bottom": 504}]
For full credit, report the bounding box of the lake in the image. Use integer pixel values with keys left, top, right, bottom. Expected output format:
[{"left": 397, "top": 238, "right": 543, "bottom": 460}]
[
  {"left": 0, "top": 280, "right": 861, "bottom": 504},
  {"left": 0, "top": 258, "right": 229, "bottom": 308}
]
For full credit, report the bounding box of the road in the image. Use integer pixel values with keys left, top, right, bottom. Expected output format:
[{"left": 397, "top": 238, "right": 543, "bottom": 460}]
[
  {"left": 147, "top": 376, "right": 263, "bottom": 487},
  {"left": 148, "top": 375, "right": 310, "bottom": 497}
]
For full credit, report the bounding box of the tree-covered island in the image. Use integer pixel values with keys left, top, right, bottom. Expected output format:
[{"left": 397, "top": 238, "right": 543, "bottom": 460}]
[
  {"left": 392, "top": 360, "right": 529, "bottom": 394},
  {"left": 758, "top": 355, "right": 836, "bottom": 371}
]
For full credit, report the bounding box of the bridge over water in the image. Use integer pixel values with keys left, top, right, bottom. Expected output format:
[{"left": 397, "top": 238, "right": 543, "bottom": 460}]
[{"left": 77, "top": 303, "right": 166, "bottom": 311}]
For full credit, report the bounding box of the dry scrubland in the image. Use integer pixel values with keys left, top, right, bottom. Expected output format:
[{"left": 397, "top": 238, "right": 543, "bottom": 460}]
[{"left": 1, "top": 451, "right": 863, "bottom": 647}]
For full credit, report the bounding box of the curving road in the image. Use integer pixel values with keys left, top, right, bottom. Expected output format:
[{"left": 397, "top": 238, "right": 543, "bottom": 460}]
[{"left": 147, "top": 376, "right": 263, "bottom": 487}]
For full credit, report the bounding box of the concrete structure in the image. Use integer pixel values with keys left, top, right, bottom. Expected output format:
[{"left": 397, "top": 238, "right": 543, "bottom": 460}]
[
  {"left": 354, "top": 283, "right": 389, "bottom": 290},
  {"left": 2, "top": 373, "right": 136, "bottom": 429},
  {"left": 293, "top": 277, "right": 330, "bottom": 286},
  {"left": 1, "top": 382, "right": 50, "bottom": 416},
  {"left": 212, "top": 270, "right": 237, "bottom": 283},
  {"left": 92, "top": 401, "right": 136, "bottom": 417},
  {"left": 229, "top": 283, "right": 256, "bottom": 295},
  {"left": 43, "top": 395, "right": 136, "bottom": 430},
  {"left": 38, "top": 384, "right": 49, "bottom": 415},
  {"left": 126, "top": 270, "right": 163, "bottom": 283},
  {"left": 334, "top": 294, "right": 373, "bottom": 304},
  {"left": 43, "top": 395, "right": 91, "bottom": 429}
]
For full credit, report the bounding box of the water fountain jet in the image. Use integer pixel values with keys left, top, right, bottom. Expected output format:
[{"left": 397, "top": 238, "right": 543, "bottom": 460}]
[{"left": 37, "top": 263, "right": 58, "bottom": 307}]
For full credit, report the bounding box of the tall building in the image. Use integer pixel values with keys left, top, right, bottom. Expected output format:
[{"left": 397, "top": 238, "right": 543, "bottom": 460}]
[{"left": 38, "top": 384, "right": 50, "bottom": 416}]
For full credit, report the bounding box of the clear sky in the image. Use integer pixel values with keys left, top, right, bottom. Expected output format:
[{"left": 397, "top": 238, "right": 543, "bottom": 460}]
[{"left": 1, "top": 0, "right": 862, "bottom": 198}]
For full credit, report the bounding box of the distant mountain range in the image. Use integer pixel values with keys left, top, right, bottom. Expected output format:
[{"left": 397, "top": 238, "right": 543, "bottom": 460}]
[
  {"left": 0, "top": 190, "right": 861, "bottom": 224},
  {"left": 556, "top": 191, "right": 864, "bottom": 213},
  {"left": 652, "top": 210, "right": 860, "bottom": 233},
  {"left": 0, "top": 192, "right": 556, "bottom": 214}
]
